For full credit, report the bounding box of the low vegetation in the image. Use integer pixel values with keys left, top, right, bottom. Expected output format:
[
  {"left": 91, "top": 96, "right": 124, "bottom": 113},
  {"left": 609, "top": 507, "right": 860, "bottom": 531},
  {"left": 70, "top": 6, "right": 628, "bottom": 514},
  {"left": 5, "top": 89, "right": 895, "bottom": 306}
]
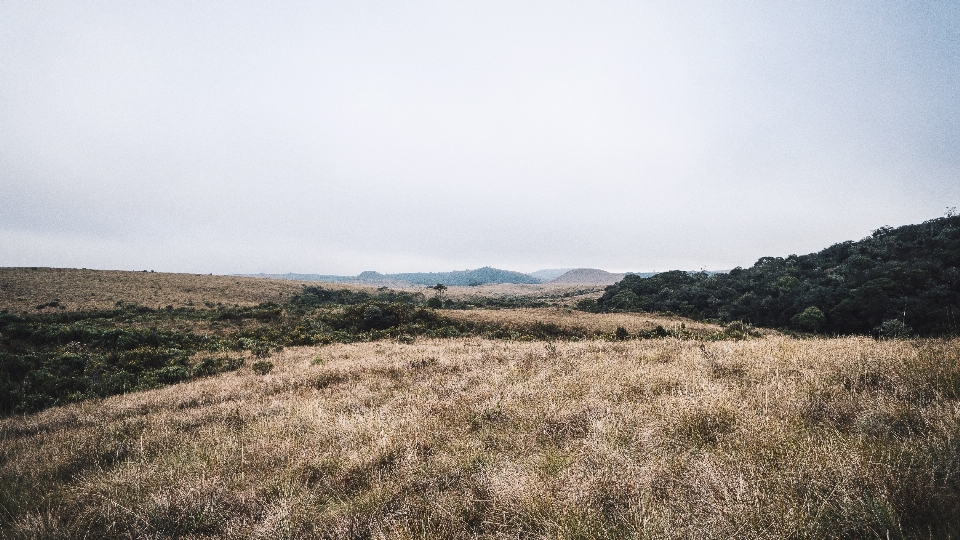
[
  {"left": 0, "top": 288, "right": 452, "bottom": 415},
  {"left": 2, "top": 212, "right": 958, "bottom": 537},
  {"left": 2, "top": 336, "right": 958, "bottom": 538},
  {"left": 0, "top": 286, "right": 732, "bottom": 416}
]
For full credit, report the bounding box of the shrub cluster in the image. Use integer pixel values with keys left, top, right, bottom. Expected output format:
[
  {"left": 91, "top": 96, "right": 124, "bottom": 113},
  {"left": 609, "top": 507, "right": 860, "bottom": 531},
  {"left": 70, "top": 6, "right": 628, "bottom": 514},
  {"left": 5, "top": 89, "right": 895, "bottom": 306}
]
[
  {"left": 0, "top": 308, "right": 246, "bottom": 415},
  {"left": 0, "top": 290, "right": 472, "bottom": 415},
  {"left": 596, "top": 215, "right": 960, "bottom": 336}
]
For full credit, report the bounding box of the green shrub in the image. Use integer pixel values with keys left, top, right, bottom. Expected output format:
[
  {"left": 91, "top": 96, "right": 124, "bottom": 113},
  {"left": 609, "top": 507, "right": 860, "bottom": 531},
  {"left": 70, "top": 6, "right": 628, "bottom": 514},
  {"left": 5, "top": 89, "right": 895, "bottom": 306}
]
[
  {"left": 792, "top": 306, "right": 826, "bottom": 332},
  {"left": 251, "top": 360, "right": 274, "bottom": 375}
]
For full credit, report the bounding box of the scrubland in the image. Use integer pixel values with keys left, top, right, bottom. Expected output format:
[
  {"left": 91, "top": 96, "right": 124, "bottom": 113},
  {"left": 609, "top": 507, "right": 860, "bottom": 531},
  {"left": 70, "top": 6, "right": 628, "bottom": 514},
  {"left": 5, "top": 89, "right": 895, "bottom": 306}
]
[
  {"left": 3, "top": 334, "right": 959, "bottom": 538},
  {"left": 438, "top": 308, "right": 733, "bottom": 338},
  {"left": 0, "top": 268, "right": 600, "bottom": 314}
]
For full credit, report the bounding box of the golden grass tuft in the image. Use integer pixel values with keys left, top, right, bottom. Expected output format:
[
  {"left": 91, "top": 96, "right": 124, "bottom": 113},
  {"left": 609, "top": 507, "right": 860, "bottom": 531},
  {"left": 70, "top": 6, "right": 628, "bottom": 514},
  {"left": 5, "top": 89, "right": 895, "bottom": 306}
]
[
  {"left": 439, "top": 307, "right": 729, "bottom": 338},
  {"left": 3, "top": 335, "right": 959, "bottom": 538}
]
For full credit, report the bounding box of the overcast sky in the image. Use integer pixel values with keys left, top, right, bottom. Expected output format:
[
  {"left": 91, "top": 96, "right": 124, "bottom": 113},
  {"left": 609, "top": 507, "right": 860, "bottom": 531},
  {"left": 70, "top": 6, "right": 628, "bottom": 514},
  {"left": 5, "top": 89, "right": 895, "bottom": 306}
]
[{"left": 2, "top": 1, "right": 958, "bottom": 275}]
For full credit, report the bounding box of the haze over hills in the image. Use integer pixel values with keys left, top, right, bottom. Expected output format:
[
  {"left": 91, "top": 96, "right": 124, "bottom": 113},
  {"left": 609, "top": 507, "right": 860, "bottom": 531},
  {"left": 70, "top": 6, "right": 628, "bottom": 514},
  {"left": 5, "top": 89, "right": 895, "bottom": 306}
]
[
  {"left": 239, "top": 267, "right": 541, "bottom": 286},
  {"left": 527, "top": 268, "right": 575, "bottom": 281},
  {"left": 548, "top": 268, "right": 628, "bottom": 285},
  {"left": 239, "top": 267, "right": 663, "bottom": 286}
]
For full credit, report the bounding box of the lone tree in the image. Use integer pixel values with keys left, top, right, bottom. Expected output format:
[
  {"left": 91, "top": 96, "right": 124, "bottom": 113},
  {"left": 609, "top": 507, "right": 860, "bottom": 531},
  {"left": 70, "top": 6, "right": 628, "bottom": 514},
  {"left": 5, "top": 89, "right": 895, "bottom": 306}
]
[{"left": 427, "top": 283, "right": 447, "bottom": 308}]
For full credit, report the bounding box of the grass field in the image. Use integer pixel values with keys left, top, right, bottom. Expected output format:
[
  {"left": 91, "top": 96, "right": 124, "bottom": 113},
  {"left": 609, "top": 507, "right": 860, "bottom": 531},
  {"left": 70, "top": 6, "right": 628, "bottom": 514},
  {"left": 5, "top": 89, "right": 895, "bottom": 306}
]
[
  {"left": 0, "top": 268, "right": 312, "bottom": 312},
  {"left": 0, "top": 268, "right": 601, "bottom": 314},
  {"left": 2, "top": 269, "right": 958, "bottom": 538},
  {"left": 438, "top": 307, "right": 734, "bottom": 338},
  {"left": 3, "top": 334, "right": 959, "bottom": 538}
]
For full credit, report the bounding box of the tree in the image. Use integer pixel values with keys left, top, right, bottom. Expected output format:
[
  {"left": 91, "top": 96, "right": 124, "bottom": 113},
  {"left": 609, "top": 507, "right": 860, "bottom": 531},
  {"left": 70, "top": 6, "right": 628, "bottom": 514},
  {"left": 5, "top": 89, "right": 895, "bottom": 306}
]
[
  {"left": 792, "top": 306, "right": 825, "bottom": 332},
  {"left": 428, "top": 283, "right": 447, "bottom": 309}
]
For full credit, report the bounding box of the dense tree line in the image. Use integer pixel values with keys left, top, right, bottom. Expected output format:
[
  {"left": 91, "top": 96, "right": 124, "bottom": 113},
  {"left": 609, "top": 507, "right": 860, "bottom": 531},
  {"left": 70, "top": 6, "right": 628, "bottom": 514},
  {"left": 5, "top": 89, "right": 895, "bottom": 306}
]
[{"left": 596, "top": 215, "right": 960, "bottom": 336}]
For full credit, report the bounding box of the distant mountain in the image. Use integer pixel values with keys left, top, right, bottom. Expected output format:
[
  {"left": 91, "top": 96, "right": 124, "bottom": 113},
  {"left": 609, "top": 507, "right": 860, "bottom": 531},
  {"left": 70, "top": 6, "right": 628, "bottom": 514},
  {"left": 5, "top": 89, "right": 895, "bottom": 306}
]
[
  {"left": 527, "top": 268, "right": 575, "bottom": 281},
  {"left": 376, "top": 267, "right": 541, "bottom": 286},
  {"left": 238, "top": 273, "right": 359, "bottom": 283},
  {"left": 237, "top": 267, "right": 542, "bottom": 286},
  {"left": 549, "top": 268, "right": 626, "bottom": 285}
]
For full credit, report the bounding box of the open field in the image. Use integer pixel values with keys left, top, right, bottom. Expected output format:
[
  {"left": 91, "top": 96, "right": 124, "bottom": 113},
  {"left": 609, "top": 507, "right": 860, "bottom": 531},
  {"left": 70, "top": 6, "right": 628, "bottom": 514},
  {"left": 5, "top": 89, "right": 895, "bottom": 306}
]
[
  {"left": 0, "top": 268, "right": 603, "bottom": 314},
  {"left": 439, "top": 308, "right": 731, "bottom": 338},
  {"left": 3, "top": 335, "right": 959, "bottom": 538},
  {"left": 0, "top": 268, "right": 312, "bottom": 312}
]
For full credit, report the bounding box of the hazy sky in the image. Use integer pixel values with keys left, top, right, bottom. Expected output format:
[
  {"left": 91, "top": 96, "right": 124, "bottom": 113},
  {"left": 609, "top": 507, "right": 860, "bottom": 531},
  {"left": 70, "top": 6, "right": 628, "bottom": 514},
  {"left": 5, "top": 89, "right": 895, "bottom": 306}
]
[{"left": 2, "top": 1, "right": 958, "bottom": 274}]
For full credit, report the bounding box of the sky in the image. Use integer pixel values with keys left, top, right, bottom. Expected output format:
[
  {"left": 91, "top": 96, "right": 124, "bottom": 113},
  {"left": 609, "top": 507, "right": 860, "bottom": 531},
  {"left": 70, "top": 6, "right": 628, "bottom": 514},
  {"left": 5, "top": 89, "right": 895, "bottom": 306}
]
[{"left": 2, "top": 1, "right": 959, "bottom": 275}]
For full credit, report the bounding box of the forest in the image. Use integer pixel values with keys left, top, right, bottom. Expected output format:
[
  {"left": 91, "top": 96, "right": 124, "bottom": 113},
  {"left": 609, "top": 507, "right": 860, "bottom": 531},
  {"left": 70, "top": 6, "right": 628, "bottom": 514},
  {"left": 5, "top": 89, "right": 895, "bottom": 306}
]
[{"left": 595, "top": 215, "right": 960, "bottom": 336}]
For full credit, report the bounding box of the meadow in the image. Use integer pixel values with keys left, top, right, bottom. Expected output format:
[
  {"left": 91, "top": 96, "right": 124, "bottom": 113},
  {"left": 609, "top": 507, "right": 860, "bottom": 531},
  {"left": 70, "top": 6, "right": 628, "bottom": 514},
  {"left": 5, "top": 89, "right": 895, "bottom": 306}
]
[
  {"left": 3, "top": 335, "right": 959, "bottom": 538},
  {"left": 1, "top": 269, "right": 958, "bottom": 538},
  {"left": 0, "top": 268, "right": 602, "bottom": 314}
]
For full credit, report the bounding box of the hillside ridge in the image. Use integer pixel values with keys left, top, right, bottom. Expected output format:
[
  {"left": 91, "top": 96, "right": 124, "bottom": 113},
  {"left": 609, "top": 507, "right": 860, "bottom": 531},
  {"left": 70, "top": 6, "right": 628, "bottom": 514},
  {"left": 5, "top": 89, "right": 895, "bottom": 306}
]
[
  {"left": 598, "top": 215, "right": 960, "bottom": 336},
  {"left": 239, "top": 266, "right": 541, "bottom": 286}
]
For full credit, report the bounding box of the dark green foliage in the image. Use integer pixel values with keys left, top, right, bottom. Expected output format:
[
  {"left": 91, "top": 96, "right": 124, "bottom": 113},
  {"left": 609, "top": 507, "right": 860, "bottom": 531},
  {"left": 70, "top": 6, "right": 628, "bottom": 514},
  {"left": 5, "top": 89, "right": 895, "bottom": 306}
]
[
  {"left": 289, "top": 286, "right": 425, "bottom": 309},
  {"left": 596, "top": 216, "right": 960, "bottom": 336},
  {"left": 251, "top": 360, "right": 274, "bottom": 375},
  {"left": 290, "top": 286, "right": 373, "bottom": 307},
  {"left": 792, "top": 306, "right": 826, "bottom": 332},
  {"left": 0, "top": 287, "right": 463, "bottom": 415},
  {"left": 0, "top": 306, "right": 248, "bottom": 415},
  {"left": 439, "top": 296, "right": 550, "bottom": 310}
]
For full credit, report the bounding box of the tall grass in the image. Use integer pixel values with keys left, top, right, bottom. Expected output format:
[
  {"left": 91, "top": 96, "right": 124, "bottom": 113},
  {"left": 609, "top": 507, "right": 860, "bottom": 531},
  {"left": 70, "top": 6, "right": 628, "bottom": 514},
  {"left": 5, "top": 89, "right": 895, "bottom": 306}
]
[{"left": 2, "top": 336, "right": 958, "bottom": 538}]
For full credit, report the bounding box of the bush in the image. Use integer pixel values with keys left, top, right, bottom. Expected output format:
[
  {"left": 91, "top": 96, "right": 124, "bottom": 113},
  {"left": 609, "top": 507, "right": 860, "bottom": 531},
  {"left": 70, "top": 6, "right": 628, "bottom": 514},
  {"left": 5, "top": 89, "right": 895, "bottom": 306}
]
[
  {"left": 251, "top": 361, "right": 274, "bottom": 375},
  {"left": 575, "top": 298, "right": 598, "bottom": 312},
  {"left": 792, "top": 306, "right": 826, "bottom": 332},
  {"left": 878, "top": 319, "right": 912, "bottom": 339}
]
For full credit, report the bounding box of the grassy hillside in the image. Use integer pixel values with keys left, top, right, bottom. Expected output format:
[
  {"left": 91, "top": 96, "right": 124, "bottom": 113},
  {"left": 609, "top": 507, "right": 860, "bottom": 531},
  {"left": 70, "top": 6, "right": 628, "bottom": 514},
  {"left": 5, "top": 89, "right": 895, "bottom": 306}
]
[
  {"left": 3, "top": 266, "right": 959, "bottom": 538},
  {"left": 549, "top": 268, "right": 626, "bottom": 285},
  {"left": 0, "top": 276, "right": 715, "bottom": 416},
  {"left": 0, "top": 268, "right": 316, "bottom": 312},
  {"left": 596, "top": 215, "right": 960, "bottom": 336},
  {"left": 3, "top": 335, "right": 959, "bottom": 538}
]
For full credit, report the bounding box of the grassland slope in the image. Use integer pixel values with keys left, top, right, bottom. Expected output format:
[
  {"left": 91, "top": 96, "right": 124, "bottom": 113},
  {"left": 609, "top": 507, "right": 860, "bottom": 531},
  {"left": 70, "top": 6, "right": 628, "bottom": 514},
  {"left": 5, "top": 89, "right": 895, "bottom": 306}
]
[
  {"left": 0, "top": 268, "right": 390, "bottom": 313},
  {"left": 2, "top": 336, "right": 958, "bottom": 538},
  {"left": 549, "top": 268, "right": 626, "bottom": 285}
]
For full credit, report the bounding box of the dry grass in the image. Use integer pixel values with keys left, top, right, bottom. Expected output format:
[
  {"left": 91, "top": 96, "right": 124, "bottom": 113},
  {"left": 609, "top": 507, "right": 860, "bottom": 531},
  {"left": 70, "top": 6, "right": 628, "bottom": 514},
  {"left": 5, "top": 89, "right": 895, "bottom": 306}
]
[
  {"left": 0, "top": 268, "right": 380, "bottom": 313},
  {"left": 439, "top": 307, "right": 729, "bottom": 338},
  {"left": 0, "top": 268, "right": 601, "bottom": 314},
  {"left": 3, "top": 335, "right": 959, "bottom": 538}
]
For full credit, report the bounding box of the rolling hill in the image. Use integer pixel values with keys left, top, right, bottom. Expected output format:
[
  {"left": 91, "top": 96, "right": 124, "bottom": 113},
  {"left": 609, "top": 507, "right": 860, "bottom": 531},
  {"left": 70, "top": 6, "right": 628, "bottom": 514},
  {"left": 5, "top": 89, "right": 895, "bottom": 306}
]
[
  {"left": 240, "top": 267, "right": 542, "bottom": 286},
  {"left": 597, "top": 215, "right": 960, "bottom": 336}
]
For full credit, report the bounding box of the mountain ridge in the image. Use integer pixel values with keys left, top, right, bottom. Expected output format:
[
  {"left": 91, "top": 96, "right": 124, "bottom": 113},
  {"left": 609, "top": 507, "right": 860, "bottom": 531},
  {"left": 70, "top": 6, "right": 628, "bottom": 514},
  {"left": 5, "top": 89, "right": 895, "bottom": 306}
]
[{"left": 237, "top": 266, "right": 541, "bottom": 286}]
